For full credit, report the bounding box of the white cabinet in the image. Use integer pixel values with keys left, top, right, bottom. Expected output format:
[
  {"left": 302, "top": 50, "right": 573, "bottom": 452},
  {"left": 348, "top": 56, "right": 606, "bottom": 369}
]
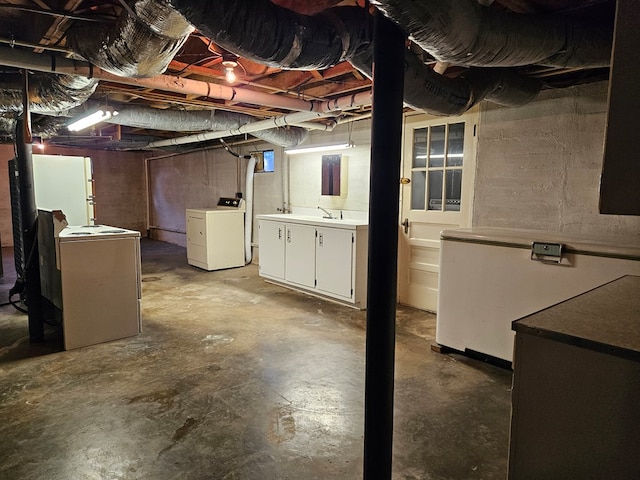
[
  {"left": 258, "top": 220, "right": 285, "bottom": 279},
  {"left": 257, "top": 214, "right": 368, "bottom": 308}
]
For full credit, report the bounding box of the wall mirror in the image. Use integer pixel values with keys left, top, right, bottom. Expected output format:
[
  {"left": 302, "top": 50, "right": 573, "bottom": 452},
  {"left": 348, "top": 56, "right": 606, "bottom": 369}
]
[{"left": 321, "top": 154, "right": 342, "bottom": 196}]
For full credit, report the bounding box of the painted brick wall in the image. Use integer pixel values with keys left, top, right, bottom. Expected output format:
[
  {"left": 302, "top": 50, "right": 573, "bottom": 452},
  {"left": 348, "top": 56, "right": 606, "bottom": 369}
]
[{"left": 473, "top": 81, "right": 640, "bottom": 237}]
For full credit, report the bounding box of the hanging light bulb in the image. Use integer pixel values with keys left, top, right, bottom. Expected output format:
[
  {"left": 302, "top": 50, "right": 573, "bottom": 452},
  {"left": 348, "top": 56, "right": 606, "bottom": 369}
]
[
  {"left": 224, "top": 66, "right": 236, "bottom": 84},
  {"left": 222, "top": 53, "right": 239, "bottom": 84}
]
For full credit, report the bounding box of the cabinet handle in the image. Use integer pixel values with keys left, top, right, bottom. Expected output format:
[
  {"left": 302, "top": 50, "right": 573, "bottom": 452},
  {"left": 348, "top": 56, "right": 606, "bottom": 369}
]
[
  {"left": 319, "top": 233, "right": 323, "bottom": 247},
  {"left": 287, "top": 229, "right": 291, "bottom": 243},
  {"left": 278, "top": 227, "right": 282, "bottom": 240}
]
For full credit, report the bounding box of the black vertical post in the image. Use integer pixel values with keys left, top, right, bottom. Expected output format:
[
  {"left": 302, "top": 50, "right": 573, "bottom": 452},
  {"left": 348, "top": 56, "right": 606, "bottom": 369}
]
[
  {"left": 16, "top": 71, "right": 44, "bottom": 342},
  {"left": 363, "top": 12, "right": 406, "bottom": 480}
]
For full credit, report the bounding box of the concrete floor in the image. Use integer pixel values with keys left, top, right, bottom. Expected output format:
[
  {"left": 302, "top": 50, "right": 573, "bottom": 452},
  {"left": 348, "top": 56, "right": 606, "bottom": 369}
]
[{"left": 0, "top": 239, "right": 513, "bottom": 480}]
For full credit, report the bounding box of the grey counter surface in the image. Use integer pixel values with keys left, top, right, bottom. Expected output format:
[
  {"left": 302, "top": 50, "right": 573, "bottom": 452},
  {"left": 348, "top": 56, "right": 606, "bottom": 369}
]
[{"left": 513, "top": 275, "right": 640, "bottom": 361}]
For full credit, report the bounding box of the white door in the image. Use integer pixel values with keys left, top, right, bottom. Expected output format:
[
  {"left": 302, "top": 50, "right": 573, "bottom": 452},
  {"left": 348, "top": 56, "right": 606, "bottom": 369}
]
[
  {"left": 258, "top": 220, "right": 286, "bottom": 280},
  {"left": 284, "top": 223, "right": 316, "bottom": 288},
  {"left": 398, "top": 109, "right": 479, "bottom": 312},
  {"left": 316, "top": 227, "right": 353, "bottom": 298}
]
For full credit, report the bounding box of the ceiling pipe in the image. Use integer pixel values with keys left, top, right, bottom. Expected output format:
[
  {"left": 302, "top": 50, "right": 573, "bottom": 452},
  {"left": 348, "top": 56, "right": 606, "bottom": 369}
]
[
  {"left": 0, "top": 45, "right": 325, "bottom": 113},
  {"left": 100, "top": 104, "right": 308, "bottom": 147},
  {"left": 144, "top": 102, "right": 368, "bottom": 147}
]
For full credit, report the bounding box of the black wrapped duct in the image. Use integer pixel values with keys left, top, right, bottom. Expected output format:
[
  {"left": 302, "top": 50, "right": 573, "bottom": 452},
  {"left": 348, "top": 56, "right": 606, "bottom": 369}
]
[
  {"left": 166, "top": 0, "right": 372, "bottom": 69},
  {"left": 351, "top": 47, "right": 542, "bottom": 116},
  {"left": 0, "top": 114, "right": 72, "bottom": 140},
  {"left": 67, "top": 0, "right": 193, "bottom": 77},
  {"left": 166, "top": 0, "right": 543, "bottom": 115},
  {"left": 370, "top": 0, "right": 613, "bottom": 68},
  {"left": 0, "top": 73, "right": 98, "bottom": 114},
  {"left": 105, "top": 105, "right": 308, "bottom": 147}
]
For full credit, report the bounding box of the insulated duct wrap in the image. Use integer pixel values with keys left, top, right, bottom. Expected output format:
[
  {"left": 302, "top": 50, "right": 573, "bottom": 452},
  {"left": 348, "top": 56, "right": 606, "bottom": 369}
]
[
  {"left": 350, "top": 47, "right": 542, "bottom": 116},
  {"left": 67, "top": 0, "right": 193, "bottom": 77},
  {"left": 105, "top": 106, "right": 308, "bottom": 147},
  {"left": 166, "top": 0, "right": 544, "bottom": 115},
  {"left": 370, "top": 0, "right": 613, "bottom": 68},
  {"left": 0, "top": 73, "right": 98, "bottom": 114},
  {"left": 166, "top": 0, "right": 372, "bottom": 69}
]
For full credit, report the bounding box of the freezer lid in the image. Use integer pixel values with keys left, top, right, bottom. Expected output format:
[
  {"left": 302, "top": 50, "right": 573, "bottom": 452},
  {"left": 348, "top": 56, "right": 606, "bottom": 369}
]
[{"left": 441, "top": 227, "right": 640, "bottom": 260}]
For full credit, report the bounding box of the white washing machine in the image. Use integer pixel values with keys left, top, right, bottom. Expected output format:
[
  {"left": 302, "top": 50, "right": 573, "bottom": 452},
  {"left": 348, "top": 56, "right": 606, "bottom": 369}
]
[
  {"left": 186, "top": 197, "right": 245, "bottom": 271},
  {"left": 57, "top": 224, "right": 141, "bottom": 350}
]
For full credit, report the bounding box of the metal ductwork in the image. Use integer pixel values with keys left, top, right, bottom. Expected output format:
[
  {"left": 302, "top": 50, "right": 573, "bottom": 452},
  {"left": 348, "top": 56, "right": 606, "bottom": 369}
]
[
  {"left": 370, "top": 0, "right": 613, "bottom": 68},
  {"left": 0, "top": 73, "right": 98, "bottom": 114},
  {"left": 0, "top": 72, "right": 97, "bottom": 139},
  {"left": 67, "top": 0, "right": 194, "bottom": 78},
  {"left": 104, "top": 105, "right": 308, "bottom": 147}
]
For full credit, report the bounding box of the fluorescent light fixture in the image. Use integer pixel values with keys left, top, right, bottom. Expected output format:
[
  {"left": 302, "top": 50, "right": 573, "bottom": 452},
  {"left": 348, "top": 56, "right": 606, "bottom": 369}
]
[
  {"left": 284, "top": 141, "right": 355, "bottom": 155},
  {"left": 68, "top": 107, "right": 119, "bottom": 132}
]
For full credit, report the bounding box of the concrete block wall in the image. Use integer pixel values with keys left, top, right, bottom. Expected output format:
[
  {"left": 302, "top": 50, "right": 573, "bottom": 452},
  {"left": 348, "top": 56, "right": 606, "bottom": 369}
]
[
  {"left": 147, "top": 143, "right": 282, "bottom": 247},
  {"left": 473, "top": 82, "right": 640, "bottom": 237}
]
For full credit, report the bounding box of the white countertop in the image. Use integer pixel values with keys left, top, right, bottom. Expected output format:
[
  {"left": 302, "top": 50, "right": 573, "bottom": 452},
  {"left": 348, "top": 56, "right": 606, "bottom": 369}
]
[{"left": 257, "top": 214, "right": 368, "bottom": 229}]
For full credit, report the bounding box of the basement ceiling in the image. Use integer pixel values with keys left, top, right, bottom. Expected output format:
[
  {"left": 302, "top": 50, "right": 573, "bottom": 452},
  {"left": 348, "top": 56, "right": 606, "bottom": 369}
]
[{"left": 0, "top": 0, "right": 616, "bottom": 151}]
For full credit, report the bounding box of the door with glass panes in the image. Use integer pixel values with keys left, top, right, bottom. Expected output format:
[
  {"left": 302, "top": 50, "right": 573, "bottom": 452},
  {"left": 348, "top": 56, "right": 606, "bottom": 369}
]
[{"left": 398, "top": 109, "right": 478, "bottom": 312}]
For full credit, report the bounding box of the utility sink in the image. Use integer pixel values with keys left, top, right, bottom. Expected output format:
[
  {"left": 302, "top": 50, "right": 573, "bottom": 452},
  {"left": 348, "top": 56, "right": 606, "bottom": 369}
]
[{"left": 256, "top": 213, "right": 368, "bottom": 228}]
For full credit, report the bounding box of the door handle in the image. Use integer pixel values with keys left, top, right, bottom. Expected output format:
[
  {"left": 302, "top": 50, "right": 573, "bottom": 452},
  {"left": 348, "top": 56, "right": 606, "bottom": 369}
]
[
  {"left": 287, "top": 229, "right": 291, "bottom": 243},
  {"left": 278, "top": 227, "right": 282, "bottom": 240},
  {"left": 318, "top": 233, "right": 323, "bottom": 247},
  {"left": 402, "top": 218, "right": 410, "bottom": 235}
]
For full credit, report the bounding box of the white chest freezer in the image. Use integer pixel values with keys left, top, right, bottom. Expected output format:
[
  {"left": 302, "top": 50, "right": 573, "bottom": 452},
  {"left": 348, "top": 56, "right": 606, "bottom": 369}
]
[{"left": 436, "top": 227, "right": 640, "bottom": 364}]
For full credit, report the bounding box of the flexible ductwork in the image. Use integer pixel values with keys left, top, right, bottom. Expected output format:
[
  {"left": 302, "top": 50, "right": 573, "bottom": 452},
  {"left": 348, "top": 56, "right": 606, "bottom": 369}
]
[
  {"left": 370, "top": 0, "right": 613, "bottom": 68},
  {"left": 163, "top": 0, "right": 568, "bottom": 115},
  {"left": 0, "top": 115, "right": 71, "bottom": 140},
  {"left": 351, "top": 46, "right": 542, "bottom": 116},
  {"left": 166, "top": 1, "right": 370, "bottom": 70},
  {"left": 0, "top": 73, "right": 98, "bottom": 114},
  {"left": 105, "top": 105, "right": 308, "bottom": 147},
  {"left": 67, "top": 0, "right": 193, "bottom": 77}
]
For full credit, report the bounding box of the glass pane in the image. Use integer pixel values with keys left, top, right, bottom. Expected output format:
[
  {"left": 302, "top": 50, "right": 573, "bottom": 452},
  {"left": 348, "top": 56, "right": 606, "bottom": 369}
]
[
  {"left": 411, "top": 171, "right": 426, "bottom": 210},
  {"left": 429, "top": 125, "right": 445, "bottom": 167},
  {"left": 446, "top": 123, "right": 465, "bottom": 167},
  {"left": 445, "top": 170, "right": 462, "bottom": 211},
  {"left": 413, "top": 128, "right": 427, "bottom": 168},
  {"left": 427, "top": 170, "right": 443, "bottom": 211}
]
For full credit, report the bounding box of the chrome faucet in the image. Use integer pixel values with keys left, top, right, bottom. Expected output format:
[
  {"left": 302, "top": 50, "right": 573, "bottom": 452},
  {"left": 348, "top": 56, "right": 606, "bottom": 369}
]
[{"left": 317, "top": 206, "right": 335, "bottom": 219}]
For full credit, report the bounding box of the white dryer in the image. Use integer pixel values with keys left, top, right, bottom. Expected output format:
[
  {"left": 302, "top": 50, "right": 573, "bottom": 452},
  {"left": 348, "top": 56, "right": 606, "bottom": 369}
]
[{"left": 186, "top": 197, "right": 245, "bottom": 271}]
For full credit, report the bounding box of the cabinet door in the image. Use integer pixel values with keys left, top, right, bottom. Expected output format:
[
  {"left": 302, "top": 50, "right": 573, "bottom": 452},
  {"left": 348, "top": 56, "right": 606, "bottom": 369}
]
[
  {"left": 316, "top": 227, "right": 353, "bottom": 298},
  {"left": 285, "top": 223, "right": 316, "bottom": 288},
  {"left": 259, "top": 221, "right": 285, "bottom": 279}
]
